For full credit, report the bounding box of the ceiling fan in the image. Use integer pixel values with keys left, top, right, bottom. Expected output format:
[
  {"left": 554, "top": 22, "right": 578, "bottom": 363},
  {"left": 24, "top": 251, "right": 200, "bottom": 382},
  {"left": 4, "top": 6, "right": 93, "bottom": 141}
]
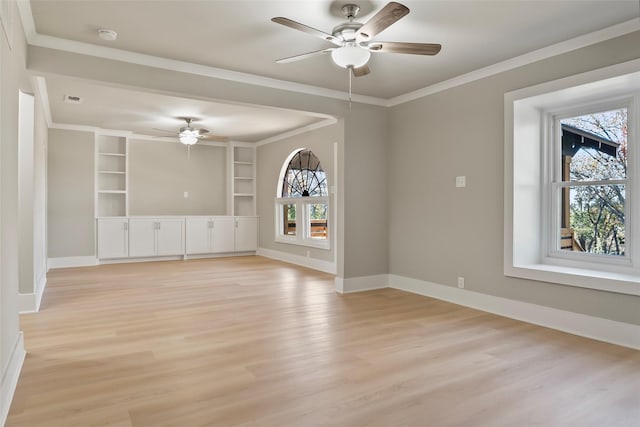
[
  {"left": 271, "top": 2, "right": 441, "bottom": 77},
  {"left": 153, "top": 117, "right": 228, "bottom": 145}
]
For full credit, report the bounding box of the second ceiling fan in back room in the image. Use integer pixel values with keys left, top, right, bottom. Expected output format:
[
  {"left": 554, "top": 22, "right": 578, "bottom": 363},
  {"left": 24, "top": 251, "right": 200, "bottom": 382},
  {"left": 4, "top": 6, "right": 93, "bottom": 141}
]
[
  {"left": 271, "top": 1, "right": 442, "bottom": 78},
  {"left": 153, "top": 117, "right": 228, "bottom": 146}
]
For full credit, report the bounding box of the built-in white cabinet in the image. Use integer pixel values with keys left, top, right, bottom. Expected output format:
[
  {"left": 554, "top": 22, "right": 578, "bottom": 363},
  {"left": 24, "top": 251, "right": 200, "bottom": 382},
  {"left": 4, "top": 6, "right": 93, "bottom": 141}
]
[
  {"left": 97, "top": 218, "right": 129, "bottom": 259},
  {"left": 97, "top": 216, "right": 256, "bottom": 261},
  {"left": 129, "top": 218, "right": 185, "bottom": 258},
  {"left": 235, "top": 217, "right": 259, "bottom": 252},
  {"left": 96, "top": 135, "right": 128, "bottom": 217},
  {"left": 185, "top": 217, "right": 235, "bottom": 255}
]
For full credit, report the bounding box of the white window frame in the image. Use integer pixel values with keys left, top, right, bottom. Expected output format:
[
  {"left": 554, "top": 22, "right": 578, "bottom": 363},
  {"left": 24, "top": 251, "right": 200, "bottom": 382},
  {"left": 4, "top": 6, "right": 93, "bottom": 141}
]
[
  {"left": 544, "top": 98, "right": 634, "bottom": 269},
  {"left": 274, "top": 148, "right": 330, "bottom": 250},
  {"left": 505, "top": 60, "right": 640, "bottom": 296},
  {"left": 275, "top": 196, "right": 330, "bottom": 249}
]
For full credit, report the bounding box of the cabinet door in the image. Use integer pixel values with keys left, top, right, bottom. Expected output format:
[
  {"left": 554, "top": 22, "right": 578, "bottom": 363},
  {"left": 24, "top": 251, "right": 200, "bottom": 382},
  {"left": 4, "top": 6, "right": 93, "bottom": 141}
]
[
  {"left": 235, "top": 217, "right": 258, "bottom": 252},
  {"left": 211, "top": 217, "right": 235, "bottom": 253},
  {"left": 156, "top": 219, "right": 185, "bottom": 256},
  {"left": 185, "top": 218, "right": 211, "bottom": 254},
  {"left": 128, "top": 219, "right": 156, "bottom": 257},
  {"left": 97, "top": 219, "right": 128, "bottom": 259}
]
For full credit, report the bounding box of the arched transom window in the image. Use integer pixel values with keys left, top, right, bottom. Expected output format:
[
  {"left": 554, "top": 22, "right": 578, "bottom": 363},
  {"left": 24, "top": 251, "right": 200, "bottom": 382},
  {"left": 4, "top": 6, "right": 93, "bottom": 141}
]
[
  {"left": 281, "top": 150, "right": 327, "bottom": 198},
  {"left": 276, "top": 149, "right": 329, "bottom": 249}
]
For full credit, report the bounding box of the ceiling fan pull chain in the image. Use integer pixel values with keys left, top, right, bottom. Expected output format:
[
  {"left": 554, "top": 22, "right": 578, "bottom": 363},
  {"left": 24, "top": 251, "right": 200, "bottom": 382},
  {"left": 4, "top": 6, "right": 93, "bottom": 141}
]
[{"left": 349, "top": 67, "right": 352, "bottom": 109}]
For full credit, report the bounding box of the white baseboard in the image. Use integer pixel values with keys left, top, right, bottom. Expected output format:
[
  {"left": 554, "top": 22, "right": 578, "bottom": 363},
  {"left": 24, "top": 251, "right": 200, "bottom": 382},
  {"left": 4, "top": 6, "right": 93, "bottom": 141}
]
[
  {"left": 389, "top": 274, "right": 640, "bottom": 350},
  {"left": 335, "top": 274, "right": 389, "bottom": 293},
  {"left": 257, "top": 247, "right": 336, "bottom": 274},
  {"left": 1, "top": 332, "right": 25, "bottom": 426},
  {"left": 19, "top": 274, "right": 47, "bottom": 313},
  {"left": 47, "top": 256, "right": 97, "bottom": 269}
]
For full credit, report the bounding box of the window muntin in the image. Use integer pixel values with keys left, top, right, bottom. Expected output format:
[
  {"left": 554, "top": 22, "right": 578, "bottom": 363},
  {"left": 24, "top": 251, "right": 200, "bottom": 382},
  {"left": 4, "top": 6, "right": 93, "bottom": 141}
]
[
  {"left": 281, "top": 150, "right": 327, "bottom": 198},
  {"left": 551, "top": 105, "right": 630, "bottom": 260},
  {"left": 276, "top": 149, "right": 329, "bottom": 249}
]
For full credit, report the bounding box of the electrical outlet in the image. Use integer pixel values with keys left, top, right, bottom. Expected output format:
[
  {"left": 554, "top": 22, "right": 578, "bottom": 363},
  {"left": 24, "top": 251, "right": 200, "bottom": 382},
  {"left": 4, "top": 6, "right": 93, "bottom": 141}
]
[
  {"left": 457, "top": 277, "right": 465, "bottom": 288},
  {"left": 183, "top": 191, "right": 189, "bottom": 198},
  {"left": 456, "top": 176, "right": 466, "bottom": 188}
]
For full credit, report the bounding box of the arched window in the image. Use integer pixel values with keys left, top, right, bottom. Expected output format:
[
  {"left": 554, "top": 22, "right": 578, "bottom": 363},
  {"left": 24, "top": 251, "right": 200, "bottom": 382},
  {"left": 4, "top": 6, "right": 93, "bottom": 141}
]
[{"left": 276, "top": 149, "right": 329, "bottom": 249}]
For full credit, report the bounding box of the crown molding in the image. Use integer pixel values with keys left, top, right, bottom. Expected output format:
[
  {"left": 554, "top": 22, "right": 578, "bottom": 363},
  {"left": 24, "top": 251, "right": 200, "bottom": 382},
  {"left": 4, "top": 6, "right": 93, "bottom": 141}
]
[
  {"left": 16, "top": 2, "right": 640, "bottom": 109},
  {"left": 27, "top": 32, "right": 387, "bottom": 107},
  {"left": 256, "top": 117, "right": 338, "bottom": 147}
]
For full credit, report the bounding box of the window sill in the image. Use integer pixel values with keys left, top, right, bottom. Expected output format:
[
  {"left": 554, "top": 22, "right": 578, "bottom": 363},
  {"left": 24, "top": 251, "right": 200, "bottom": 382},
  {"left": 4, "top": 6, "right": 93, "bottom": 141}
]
[
  {"left": 505, "top": 263, "right": 640, "bottom": 296},
  {"left": 275, "top": 236, "right": 330, "bottom": 250}
]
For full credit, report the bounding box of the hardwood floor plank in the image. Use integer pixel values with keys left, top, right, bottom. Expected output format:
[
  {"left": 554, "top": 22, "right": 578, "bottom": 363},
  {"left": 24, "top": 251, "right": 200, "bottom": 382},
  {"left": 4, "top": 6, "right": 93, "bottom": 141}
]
[{"left": 7, "top": 256, "right": 640, "bottom": 426}]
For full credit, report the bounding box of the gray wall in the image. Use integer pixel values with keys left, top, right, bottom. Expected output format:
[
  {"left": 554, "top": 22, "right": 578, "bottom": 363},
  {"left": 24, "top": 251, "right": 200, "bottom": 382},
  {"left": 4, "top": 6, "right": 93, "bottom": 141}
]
[
  {"left": 128, "top": 139, "right": 226, "bottom": 215},
  {"left": 28, "top": 46, "right": 390, "bottom": 280},
  {"left": 47, "top": 128, "right": 95, "bottom": 257},
  {"left": 257, "top": 122, "right": 342, "bottom": 263},
  {"left": 388, "top": 31, "right": 640, "bottom": 325}
]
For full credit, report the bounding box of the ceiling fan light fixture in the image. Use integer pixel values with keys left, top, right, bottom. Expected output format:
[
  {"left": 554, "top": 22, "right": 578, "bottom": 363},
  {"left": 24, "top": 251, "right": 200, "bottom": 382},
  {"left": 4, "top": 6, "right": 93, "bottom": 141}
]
[
  {"left": 179, "top": 129, "right": 199, "bottom": 145},
  {"left": 331, "top": 45, "right": 370, "bottom": 69}
]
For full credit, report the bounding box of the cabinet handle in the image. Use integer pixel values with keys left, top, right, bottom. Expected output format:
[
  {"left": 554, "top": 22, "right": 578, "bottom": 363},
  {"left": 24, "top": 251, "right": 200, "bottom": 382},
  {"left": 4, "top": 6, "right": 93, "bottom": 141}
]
[{"left": 123, "top": 222, "right": 128, "bottom": 231}]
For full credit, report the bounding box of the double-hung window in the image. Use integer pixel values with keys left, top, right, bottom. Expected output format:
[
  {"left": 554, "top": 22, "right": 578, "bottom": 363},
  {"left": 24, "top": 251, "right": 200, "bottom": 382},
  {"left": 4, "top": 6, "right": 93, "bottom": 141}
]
[
  {"left": 549, "top": 103, "right": 629, "bottom": 264},
  {"left": 505, "top": 64, "right": 640, "bottom": 296},
  {"left": 275, "top": 149, "right": 329, "bottom": 249}
]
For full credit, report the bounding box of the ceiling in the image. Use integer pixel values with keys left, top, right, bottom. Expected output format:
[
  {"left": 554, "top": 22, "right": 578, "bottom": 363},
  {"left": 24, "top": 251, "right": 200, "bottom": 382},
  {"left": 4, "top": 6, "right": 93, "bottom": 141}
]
[
  {"left": 25, "top": 0, "right": 640, "bottom": 142},
  {"left": 45, "top": 77, "right": 329, "bottom": 142}
]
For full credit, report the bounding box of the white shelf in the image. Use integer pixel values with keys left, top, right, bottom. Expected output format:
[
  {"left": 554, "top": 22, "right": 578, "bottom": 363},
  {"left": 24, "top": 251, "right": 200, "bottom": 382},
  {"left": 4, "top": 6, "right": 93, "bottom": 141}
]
[
  {"left": 98, "top": 152, "right": 126, "bottom": 157},
  {"left": 96, "top": 135, "right": 128, "bottom": 217}
]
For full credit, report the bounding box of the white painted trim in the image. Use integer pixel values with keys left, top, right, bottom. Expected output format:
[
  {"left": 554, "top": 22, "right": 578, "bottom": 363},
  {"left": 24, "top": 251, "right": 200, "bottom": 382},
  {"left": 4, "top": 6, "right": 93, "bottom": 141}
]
[
  {"left": 47, "top": 256, "right": 97, "bottom": 269},
  {"left": 18, "top": 275, "right": 47, "bottom": 313},
  {"left": 389, "top": 274, "right": 640, "bottom": 350},
  {"left": 28, "top": 33, "right": 386, "bottom": 106},
  {"left": 387, "top": 18, "right": 640, "bottom": 106},
  {"left": 98, "top": 255, "right": 182, "bottom": 264},
  {"left": 1, "top": 332, "right": 25, "bottom": 426},
  {"left": 334, "top": 274, "right": 389, "bottom": 294},
  {"left": 257, "top": 247, "right": 336, "bottom": 274},
  {"left": 33, "top": 76, "right": 52, "bottom": 127},
  {"left": 256, "top": 117, "right": 338, "bottom": 146},
  {"left": 14, "top": 0, "right": 35, "bottom": 41}
]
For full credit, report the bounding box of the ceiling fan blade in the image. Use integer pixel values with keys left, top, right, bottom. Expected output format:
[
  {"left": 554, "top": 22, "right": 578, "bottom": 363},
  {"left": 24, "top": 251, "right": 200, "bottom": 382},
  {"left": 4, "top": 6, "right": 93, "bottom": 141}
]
[
  {"left": 271, "top": 17, "right": 341, "bottom": 46},
  {"left": 276, "top": 47, "right": 335, "bottom": 64},
  {"left": 151, "top": 127, "right": 176, "bottom": 134},
  {"left": 352, "top": 64, "right": 371, "bottom": 77},
  {"left": 199, "top": 134, "right": 229, "bottom": 143},
  {"left": 368, "top": 42, "right": 441, "bottom": 55},
  {"left": 356, "top": 2, "right": 409, "bottom": 41}
]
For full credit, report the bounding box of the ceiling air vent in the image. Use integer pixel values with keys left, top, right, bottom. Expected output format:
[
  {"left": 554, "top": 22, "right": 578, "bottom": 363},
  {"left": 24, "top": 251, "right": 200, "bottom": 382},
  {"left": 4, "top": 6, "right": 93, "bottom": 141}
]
[{"left": 64, "top": 95, "right": 83, "bottom": 104}]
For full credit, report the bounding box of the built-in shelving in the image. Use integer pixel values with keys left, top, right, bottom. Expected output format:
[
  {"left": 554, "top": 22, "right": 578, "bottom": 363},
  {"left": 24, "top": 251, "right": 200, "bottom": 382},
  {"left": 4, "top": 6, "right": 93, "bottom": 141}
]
[
  {"left": 231, "top": 145, "right": 256, "bottom": 216},
  {"left": 96, "top": 135, "right": 128, "bottom": 217}
]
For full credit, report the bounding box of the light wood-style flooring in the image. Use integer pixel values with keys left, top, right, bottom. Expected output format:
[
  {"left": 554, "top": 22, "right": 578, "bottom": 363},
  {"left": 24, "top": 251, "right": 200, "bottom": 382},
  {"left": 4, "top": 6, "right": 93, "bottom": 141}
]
[{"left": 7, "top": 256, "right": 640, "bottom": 426}]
